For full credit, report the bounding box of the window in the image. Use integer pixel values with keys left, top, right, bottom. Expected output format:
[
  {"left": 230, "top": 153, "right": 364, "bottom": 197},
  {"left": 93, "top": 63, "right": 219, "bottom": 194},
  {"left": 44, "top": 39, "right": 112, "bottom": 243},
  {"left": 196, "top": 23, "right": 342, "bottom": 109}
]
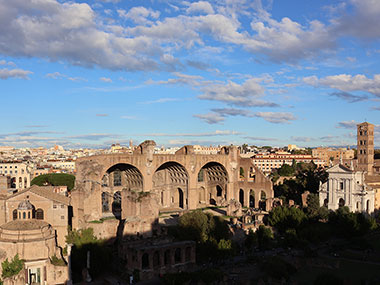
[
  {"left": 53, "top": 204, "right": 57, "bottom": 209},
  {"left": 61, "top": 205, "right": 64, "bottom": 208},
  {"left": 36, "top": 209, "right": 44, "bottom": 220},
  {"left": 340, "top": 182, "right": 344, "bottom": 190},
  {"left": 113, "top": 170, "right": 122, "bottom": 186},
  {"left": 61, "top": 216, "right": 64, "bottom": 219}
]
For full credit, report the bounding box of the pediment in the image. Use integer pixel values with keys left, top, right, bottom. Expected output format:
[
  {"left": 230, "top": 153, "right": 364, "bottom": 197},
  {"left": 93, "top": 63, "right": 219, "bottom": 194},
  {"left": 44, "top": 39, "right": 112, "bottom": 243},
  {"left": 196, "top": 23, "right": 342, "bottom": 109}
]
[{"left": 327, "top": 164, "right": 352, "bottom": 173}]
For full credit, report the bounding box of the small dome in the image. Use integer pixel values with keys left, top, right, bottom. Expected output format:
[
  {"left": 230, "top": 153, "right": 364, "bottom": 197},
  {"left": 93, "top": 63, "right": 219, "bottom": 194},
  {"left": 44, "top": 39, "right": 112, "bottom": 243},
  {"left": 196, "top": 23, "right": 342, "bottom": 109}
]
[{"left": 17, "top": 200, "right": 33, "bottom": 210}]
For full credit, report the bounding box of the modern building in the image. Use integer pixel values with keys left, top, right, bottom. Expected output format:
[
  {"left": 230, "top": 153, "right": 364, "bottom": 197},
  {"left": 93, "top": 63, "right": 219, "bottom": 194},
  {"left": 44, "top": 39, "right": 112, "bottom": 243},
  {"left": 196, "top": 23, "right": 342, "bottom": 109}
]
[
  {"left": 0, "top": 162, "right": 32, "bottom": 189},
  {"left": 312, "top": 147, "right": 355, "bottom": 166},
  {"left": 251, "top": 152, "right": 324, "bottom": 174}
]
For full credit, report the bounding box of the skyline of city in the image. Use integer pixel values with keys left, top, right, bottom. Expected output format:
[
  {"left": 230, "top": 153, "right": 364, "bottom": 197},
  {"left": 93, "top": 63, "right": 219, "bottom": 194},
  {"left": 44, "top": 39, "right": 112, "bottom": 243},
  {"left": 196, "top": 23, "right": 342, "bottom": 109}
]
[{"left": 1, "top": 0, "right": 380, "bottom": 148}]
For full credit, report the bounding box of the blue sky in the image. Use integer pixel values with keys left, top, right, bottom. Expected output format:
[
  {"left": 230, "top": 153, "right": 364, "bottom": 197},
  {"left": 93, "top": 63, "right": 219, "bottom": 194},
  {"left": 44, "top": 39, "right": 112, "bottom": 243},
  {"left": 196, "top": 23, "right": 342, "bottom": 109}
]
[{"left": 0, "top": 0, "right": 380, "bottom": 149}]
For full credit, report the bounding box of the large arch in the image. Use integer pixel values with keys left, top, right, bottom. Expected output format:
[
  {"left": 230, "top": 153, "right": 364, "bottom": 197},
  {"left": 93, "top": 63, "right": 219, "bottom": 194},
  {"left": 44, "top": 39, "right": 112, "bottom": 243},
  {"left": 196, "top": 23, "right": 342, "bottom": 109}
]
[
  {"left": 101, "top": 163, "right": 143, "bottom": 218},
  {"left": 196, "top": 162, "right": 228, "bottom": 206},
  {"left": 153, "top": 161, "right": 189, "bottom": 209},
  {"left": 259, "top": 191, "right": 267, "bottom": 211},
  {"left": 103, "top": 163, "right": 144, "bottom": 190}
]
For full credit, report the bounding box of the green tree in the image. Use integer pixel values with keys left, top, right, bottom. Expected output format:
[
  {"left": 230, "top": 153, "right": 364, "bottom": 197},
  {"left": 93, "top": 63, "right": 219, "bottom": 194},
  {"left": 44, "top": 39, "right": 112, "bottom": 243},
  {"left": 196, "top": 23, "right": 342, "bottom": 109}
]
[
  {"left": 65, "top": 228, "right": 112, "bottom": 282},
  {"left": 305, "top": 193, "right": 320, "bottom": 219},
  {"left": 256, "top": 225, "right": 274, "bottom": 249},
  {"left": 31, "top": 173, "right": 75, "bottom": 190},
  {"left": 268, "top": 206, "right": 306, "bottom": 233},
  {"left": 2, "top": 254, "right": 24, "bottom": 279},
  {"left": 277, "top": 164, "right": 295, "bottom": 177}
]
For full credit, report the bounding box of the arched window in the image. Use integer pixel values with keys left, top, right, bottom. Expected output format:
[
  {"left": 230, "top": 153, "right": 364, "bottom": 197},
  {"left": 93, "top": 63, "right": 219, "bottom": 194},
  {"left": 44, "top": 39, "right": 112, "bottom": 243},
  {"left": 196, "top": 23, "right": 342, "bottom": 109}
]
[
  {"left": 259, "top": 191, "right": 267, "bottom": 211},
  {"left": 367, "top": 200, "right": 370, "bottom": 213},
  {"left": 216, "top": 185, "right": 223, "bottom": 197},
  {"left": 239, "top": 189, "right": 244, "bottom": 206},
  {"left": 24, "top": 177, "right": 27, "bottom": 188},
  {"left": 113, "top": 170, "right": 122, "bottom": 186},
  {"left": 197, "top": 169, "right": 204, "bottom": 182},
  {"left": 178, "top": 188, "right": 184, "bottom": 209},
  {"left": 240, "top": 167, "right": 245, "bottom": 178},
  {"left": 175, "top": 248, "right": 181, "bottom": 264},
  {"left": 142, "top": 253, "right": 149, "bottom": 270},
  {"left": 153, "top": 251, "right": 160, "bottom": 268},
  {"left": 185, "top": 247, "right": 191, "bottom": 262},
  {"left": 22, "top": 212, "right": 26, "bottom": 219},
  {"left": 249, "top": 190, "right": 255, "bottom": 208},
  {"left": 36, "top": 208, "right": 44, "bottom": 220},
  {"left": 164, "top": 250, "right": 170, "bottom": 266},
  {"left": 102, "top": 192, "right": 110, "bottom": 212},
  {"left": 13, "top": 209, "right": 17, "bottom": 220},
  {"left": 338, "top": 198, "right": 345, "bottom": 208}
]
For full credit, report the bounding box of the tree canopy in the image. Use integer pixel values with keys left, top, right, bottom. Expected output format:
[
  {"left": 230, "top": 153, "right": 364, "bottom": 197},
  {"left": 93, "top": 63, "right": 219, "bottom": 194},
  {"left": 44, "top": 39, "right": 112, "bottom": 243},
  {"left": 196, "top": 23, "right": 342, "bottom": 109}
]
[{"left": 31, "top": 173, "right": 75, "bottom": 190}]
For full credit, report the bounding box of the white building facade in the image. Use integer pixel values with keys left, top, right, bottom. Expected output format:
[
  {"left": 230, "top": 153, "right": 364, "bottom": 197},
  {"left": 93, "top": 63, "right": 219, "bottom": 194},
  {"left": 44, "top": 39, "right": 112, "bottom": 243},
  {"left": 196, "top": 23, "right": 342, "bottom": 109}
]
[{"left": 319, "top": 164, "right": 375, "bottom": 213}]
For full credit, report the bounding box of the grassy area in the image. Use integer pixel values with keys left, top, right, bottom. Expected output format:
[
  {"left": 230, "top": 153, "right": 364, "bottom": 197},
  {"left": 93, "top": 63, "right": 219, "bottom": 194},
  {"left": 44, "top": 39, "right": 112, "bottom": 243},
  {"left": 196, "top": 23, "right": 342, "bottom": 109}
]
[{"left": 88, "top": 216, "right": 117, "bottom": 223}]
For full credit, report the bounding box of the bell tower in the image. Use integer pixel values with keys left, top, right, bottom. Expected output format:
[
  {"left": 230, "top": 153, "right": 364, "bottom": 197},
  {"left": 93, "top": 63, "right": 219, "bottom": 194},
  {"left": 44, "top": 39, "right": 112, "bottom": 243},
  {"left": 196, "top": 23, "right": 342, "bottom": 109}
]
[{"left": 357, "top": 122, "right": 374, "bottom": 174}]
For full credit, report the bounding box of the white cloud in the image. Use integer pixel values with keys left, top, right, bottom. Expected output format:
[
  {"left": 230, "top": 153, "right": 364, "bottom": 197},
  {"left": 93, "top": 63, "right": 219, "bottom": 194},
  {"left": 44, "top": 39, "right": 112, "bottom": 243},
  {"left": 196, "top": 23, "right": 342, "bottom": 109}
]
[
  {"left": 336, "top": 120, "right": 357, "bottom": 129},
  {"left": 193, "top": 112, "right": 225, "bottom": 124},
  {"left": 304, "top": 74, "right": 380, "bottom": 97},
  {"left": 198, "top": 78, "right": 278, "bottom": 107},
  {"left": 332, "top": 0, "right": 380, "bottom": 39},
  {"left": 0, "top": 68, "right": 32, "bottom": 79},
  {"left": 254, "top": 112, "right": 296, "bottom": 124},
  {"left": 186, "top": 1, "right": 214, "bottom": 15},
  {"left": 118, "top": 7, "right": 160, "bottom": 25},
  {"left": 46, "top": 72, "right": 65, "bottom": 79}
]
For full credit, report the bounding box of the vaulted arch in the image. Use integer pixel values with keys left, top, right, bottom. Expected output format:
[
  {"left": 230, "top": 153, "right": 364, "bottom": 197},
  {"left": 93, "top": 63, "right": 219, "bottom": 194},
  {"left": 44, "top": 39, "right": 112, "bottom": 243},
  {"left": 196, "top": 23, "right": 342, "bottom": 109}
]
[
  {"left": 153, "top": 161, "right": 189, "bottom": 209},
  {"left": 197, "top": 162, "right": 228, "bottom": 206}
]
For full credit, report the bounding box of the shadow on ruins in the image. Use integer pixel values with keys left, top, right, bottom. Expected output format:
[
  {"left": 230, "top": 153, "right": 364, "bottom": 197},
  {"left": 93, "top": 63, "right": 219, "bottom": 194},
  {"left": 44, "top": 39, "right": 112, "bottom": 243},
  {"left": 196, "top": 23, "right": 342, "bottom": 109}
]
[{"left": 66, "top": 140, "right": 274, "bottom": 283}]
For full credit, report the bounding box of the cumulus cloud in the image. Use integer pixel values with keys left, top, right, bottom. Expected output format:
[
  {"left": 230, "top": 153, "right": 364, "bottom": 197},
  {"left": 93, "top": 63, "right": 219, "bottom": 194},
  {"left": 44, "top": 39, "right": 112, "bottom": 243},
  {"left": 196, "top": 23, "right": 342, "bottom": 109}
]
[
  {"left": 46, "top": 72, "right": 65, "bottom": 79},
  {"left": 332, "top": 0, "right": 380, "bottom": 39},
  {"left": 118, "top": 7, "right": 160, "bottom": 25},
  {"left": 199, "top": 78, "right": 278, "bottom": 107},
  {"left": 186, "top": 1, "right": 215, "bottom": 15},
  {"left": 0, "top": 68, "right": 32, "bottom": 79},
  {"left": 0, "top": 0, "right": 158, "bottom": 71},
  {"left": 304, "top": 74, "right": 380, "bottom": 97},
  {"left": 0, "top": 0, "right": 379, "bottom": 73}
]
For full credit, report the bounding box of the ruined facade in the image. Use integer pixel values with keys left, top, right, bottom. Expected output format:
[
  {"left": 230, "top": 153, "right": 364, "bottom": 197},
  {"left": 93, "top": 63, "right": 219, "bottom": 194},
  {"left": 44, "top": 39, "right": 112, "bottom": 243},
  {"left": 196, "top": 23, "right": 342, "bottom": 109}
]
[{"left": 72, "top": 141, "right": 273, "bottom": 237}]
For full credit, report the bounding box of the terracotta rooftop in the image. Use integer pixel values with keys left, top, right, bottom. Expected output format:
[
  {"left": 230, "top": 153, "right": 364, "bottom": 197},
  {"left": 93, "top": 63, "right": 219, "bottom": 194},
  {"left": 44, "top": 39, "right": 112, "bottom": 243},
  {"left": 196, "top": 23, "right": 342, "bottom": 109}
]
[{"left": 6, "top": 185, "right": 70, "bottom": 205}]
